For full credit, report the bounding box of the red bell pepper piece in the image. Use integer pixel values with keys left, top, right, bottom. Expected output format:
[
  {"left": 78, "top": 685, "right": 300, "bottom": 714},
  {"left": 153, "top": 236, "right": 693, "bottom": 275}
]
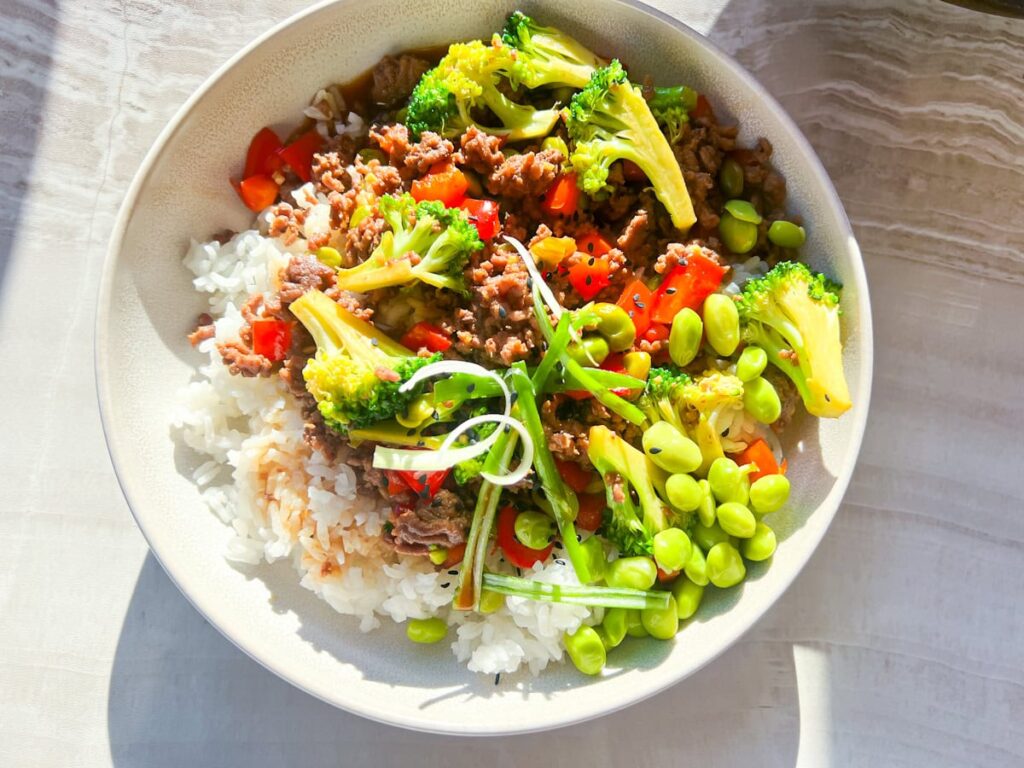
[
  {"left": 568, "top": 254, "right": 611, "bottom": 301},
  {"left": 251, "top": 317, "right": 292, "bottom": 361},
  {"left": 541, "top": 173, "right": 580, "bottom": 217},
  {"left": 401, "top": 321, "right": 452, "bottom": 353},
  {"left": 496, "top": 506, "right": 553, "bottom": 569},
  {"left": 460, "top": 198, "right": 500, "bottom": 242},
  {"left": 616, "top": 280, "right": 653, "bottom": 338},
  {"left": 649, "top": 252, "right": 727, "bottom": 325},
  {"left": 555, "top": 458, "right": 595, "bottom": 494},
  {"left": 442, "top": 542, "right": 467, "bottom": 568},
  {"left": 233, "top": 175, "right": 280, "bottom": 212},
  {"left": 411, "top": 162, "right": 468, "bottom": 207},
  {"left": 386, "top": 468, "right": 451, "bottom": 500},
  {"left": 244, "top": 127, "right": 284, "bottom": 178},
  {"left": 575, "top": 231, "right": 613, "bottom": 258},
  {"left": 277, "top": 129, "right": 323, "bottom": 183},
  {"left": 731, "top": 438, "right": 782, "bottom": 482},
  {"left": 575, "top": 493, "right": 606, "bottom": 532}
]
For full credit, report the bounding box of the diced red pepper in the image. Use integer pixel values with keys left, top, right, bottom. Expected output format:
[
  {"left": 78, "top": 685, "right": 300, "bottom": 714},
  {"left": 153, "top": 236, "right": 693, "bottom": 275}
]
[
  {"left": 622, "top": 160, "right": 647, "bottom": 183},
  {"left": 575, "top": 231, "right": 613, "bottom": 258},
  {"left": 251, "top": 317, "right": 292, "bottom": 361},
  {"left": 657, "top": 567, "right": 680, "bottom": 583},
  {"left": 642, "top": 322, "right": 670, "bottom": 344},
  {"left": 692, "top": 93, "right": 714, "bottom": 121},
  {"left": 442, "top": 542, "right": 467, "bottom": 568},
  {"left": 460, "top": 198, "right": 500, "bottom": 242},
  {"left": 411, "top": 162, "right": 468, "bottom": 207},
  {"left": 575, "top": 493, "right": 606, "bottom": 532},
  {"left": 244, "top": 127, "right": 284, "bottom": 178},
  {"left": 568, "top": 254, "right": 611, "bottom": 301},
  {"left": 233, "top": 174, "right": 280, "bottom": 212},
  {"left": 401, "top": 321, "right": 452, "bottom": 353},
  {"left": 387, "top": 468, "right": 451, "bottom": 500},
  {"left": 276, "top": 129, "right": 324, "bottom": 183},
  {"left": 598, "top": 352, "right": 635, "bottom": 397},
  {"left": 497, "top": 506, "right": 553, "bottom": 569},
  {"left": 386, "top": 473, "right": 409, "bottom": 496},
  {"left": 616, "top": 280, "right": 654, "bottom": 338},
  {"left": 650, "top": 252, "right": 727, "bottom": 325},
  {"left": 731, "top": 439, "right": 781, "bottom": 482},
  {"left": 542, "top": 173, "right": 580, "bottom": 217},
  {"left": 555, "top": 458, "right": 595, "bottom": 494}
]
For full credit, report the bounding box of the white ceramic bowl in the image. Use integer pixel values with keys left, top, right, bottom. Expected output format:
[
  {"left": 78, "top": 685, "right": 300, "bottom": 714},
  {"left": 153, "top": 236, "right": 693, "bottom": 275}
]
[{"left": 97, "top": 0, "right": 872, "bottom": 735}]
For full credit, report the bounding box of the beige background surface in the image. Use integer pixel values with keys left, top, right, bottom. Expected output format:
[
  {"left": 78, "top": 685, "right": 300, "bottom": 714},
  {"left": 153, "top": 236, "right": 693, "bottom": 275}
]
[{"left": 2, "top": 1, "right": 1022, "bottom": 765}]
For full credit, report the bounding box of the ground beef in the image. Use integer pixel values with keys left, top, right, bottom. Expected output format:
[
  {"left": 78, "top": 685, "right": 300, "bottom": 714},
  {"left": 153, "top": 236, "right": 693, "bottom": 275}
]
[
  {"left": 370, "top": 54, "right": 431, "bottom": 107},
  {"left": 486, "top": 149, "right": 563, "bottom": 198},
  {"left": 654, "top": 241, "right": 723, "bottom": 275},
  {"left": 541, "top": 396, "right": 592, "bottom": 466},
  {"left": 458, "top": 125, "right": 505, "bottom": 175},
  {"left": 218, "top": 340, "right": 273, "bottom": 377},
  {"left": 616, "top": 206, "right": 653, "bottom": 263},
  {"left": 673, "top": 117, "right": 739, "bottom": 233},
  {"left": 267, "top": 202, "right": 307, "bottom": 246},
  {"left": 369, "top": 123, "right": 454, "bottom": 180},
  {"left": 278, "top": 254, "right": 337, "bottom": 305},
  {"left": 388, "top": 489, "right": 469, "bottom": 555},
  {"left": 188, "top": 313, "right": 215, "bottom": 346},
  {"left": 343, "top": 211, "right": 388, "bottom": 264}
]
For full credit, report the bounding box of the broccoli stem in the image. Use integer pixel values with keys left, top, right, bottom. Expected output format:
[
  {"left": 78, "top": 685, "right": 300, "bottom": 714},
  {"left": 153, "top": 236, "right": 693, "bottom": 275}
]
[{"left": 481, "top": 572, "right": 669, "bottom": 610}]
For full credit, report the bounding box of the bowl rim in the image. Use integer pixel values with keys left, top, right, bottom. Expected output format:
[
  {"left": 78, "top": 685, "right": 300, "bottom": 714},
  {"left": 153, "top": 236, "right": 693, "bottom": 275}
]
[{"left": 96, "top": 0, "right": 873, "bottom": 735}]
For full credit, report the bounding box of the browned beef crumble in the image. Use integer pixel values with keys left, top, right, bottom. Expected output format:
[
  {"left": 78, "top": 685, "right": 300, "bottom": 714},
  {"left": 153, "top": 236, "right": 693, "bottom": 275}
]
[
  {"left": 278, "top": 253, "right": 337, "bottom": 304},
  {"left": 388, "top": 490, "right": 470, "bottom": 555},
  {"left": 458, "top": 125, "right": 505, "bottom": 175},
  {"left": 188, "top": 313, "right": 215, "bottom": 346},
  {"left": 370, "top": 54, "right": 431, "bottom": 107},
  {"left": 485, "top": 148, "right": 563, "bottom": 198}
]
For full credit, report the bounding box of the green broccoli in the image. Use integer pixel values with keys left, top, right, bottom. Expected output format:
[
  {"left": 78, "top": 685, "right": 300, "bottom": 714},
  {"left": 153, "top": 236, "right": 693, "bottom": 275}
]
[
  {"left": 648, "top": 85, "right": 698, "bottom": 144},
  {"left": 497, "top": 11, "right": 605, "bottom": 90},
  {"left": 637, "top": 366, "right": 691, "bottom": 431},
  {"left": 289, "top": 290, "right": 440, "bottom": 433},
  {"left": 588, "top": 425, "right": 670, "bottom": 557},
  {"left": 334, "top": 194, "right": 482, "bottom": 295},
  {"left": 565, "top": 60, "right": 696, "bottom": 231},
  {"left": 680, "top": 370, "right": 746, "bottom": 475},
  {"left": 405, "top": 40, "right": 560, "bottom": 140},
  {"left": 737, "top": 261, "right": 851, "bottom": 418}
]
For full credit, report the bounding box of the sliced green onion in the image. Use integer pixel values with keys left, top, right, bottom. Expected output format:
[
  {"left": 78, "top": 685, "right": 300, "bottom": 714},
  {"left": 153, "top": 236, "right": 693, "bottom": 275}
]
[
  {"left": 533, "top": 312, "right": 572, "bottom": 390},
  {"left": 482, "top": 572, "right": 671, "bottom": 610},
  {"left": 561, "top": 357, "right": 647, "bottom": 426},
  {"left": 549, "top": 369, "right": 645, "bottom": 393},
  {"left": 399, "top": 360, "right": 511, "bottom": 416}
]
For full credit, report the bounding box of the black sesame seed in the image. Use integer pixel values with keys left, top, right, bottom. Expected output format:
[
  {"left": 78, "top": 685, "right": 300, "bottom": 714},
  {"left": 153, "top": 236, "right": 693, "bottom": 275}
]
[
  {"left": 588, "top": 256, "right": 596, "bottom": 266},
  {"left": 632, "top": 293, "right": 640, "bottom": 303},
  {"left": 665, "top": 287, "right": 677, "bottom": 295},
  {"left": 407, "top": 428, "right": 417, "bottom": 436},
  {"left": 635, "top": 300, "right": 645, "bottom": 309},
  {"left": 555, "top": 559, "right": 567, "bottom": 566},
  {"left": 441, "top": 582, "right": 450, "bottom": 588},
  {"left": 587, "top": 242, "right": 595, "bottom": 253},
  {"left": 498, "top": 306, "right": 507, "bottom": 318},
  {"left": 370, "top": 338, "right": 379, "bottom": 346},
  {"left": 432, "top": 411, "right": 440, "bottom": 421},
  {"left": 825, "top": 394, "right": 831, "bottom": 402},
  {"left": 510, "top": 392, "right": 519, "bottom": 404},
  {"left": 495, "top": 673, "right": 501, "bottom": 685},
  {"left": 447, "top": 569, "right": 458, "bottom": 576},
  {"left": 526, "top": 277, "right": 534, "bottom": 290},
  {"left": 649, "top": 446, "right": 662, "bottom": 454},
  {"left": 467, "top": 383, "right": 476, "bottom": 393},
  {"left": 504, "top": 425, "right": 512, "bottom": 433},
  {"left": 585, "top": 276, "right": 593, "bottom": 285},
  {"left": 416, "top": 440, "right": 425, "bottom": 447},
  {"left": 553, "top": 540, "right": 563, "bottom": 549}
]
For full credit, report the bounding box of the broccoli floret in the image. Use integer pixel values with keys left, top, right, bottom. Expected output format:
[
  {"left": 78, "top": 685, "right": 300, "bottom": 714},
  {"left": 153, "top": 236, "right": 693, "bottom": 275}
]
[
  {"left": 680, "top": 370, "right": 746, "bottom": 474},
  {"left": 588, "top": 425, "right": 670, "bottom": 557},
  {"left": 335, "top": 194, "right": 482, "bottom": 295},
  {"left": 648, "top": 85, "right": 697, "bottom": 144},
  {"left": 405, "top": 40, "right": 561, "bottom": 140},
  {"left": 289, "top": 290, "right": 441, "bottom": 433},
  {"left": 497, "top": 11, "right": 605, "bottom": 90},
  {"left": 565, "top": 60, "right": 696, "bottom": 231},
  {"left": 638, "top": 366, "right": 691, "bottom": 430},
  {"left": 737, "top": 261, "right": 851, "bottom": 418}
]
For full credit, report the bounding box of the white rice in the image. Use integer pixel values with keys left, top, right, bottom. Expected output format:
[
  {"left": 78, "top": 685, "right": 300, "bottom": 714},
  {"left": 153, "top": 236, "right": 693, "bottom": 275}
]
[{"left": 173, "top": 230, "right": 592, "bottom": 674}]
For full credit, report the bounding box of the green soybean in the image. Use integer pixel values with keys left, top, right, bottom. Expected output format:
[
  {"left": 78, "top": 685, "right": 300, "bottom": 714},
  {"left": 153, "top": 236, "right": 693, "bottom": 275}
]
[
  {"left": 427, "top": 546, "right": 447, "bottom": 565},
  {"left": 653, "top": 528, "right": 692, "bottom": 573},
  {"left": 749, "top": 474, "right": 790, "bottom": 515},
  {"left": 716, "top": 501, "right": 757, "bottom": 538},
  {"left": 623, "top": 350, "right": 652, "bottom": 381},
  {"left": 767, "top": 220, "right": 806, "bottom": 249},
  {"left": 672, "top": 577, "right": 705, "bottom": 620},
  {"left": 736, "top": 345, "right": 768, "bottom": 382},
  {"left": 566, "top": 334, "right": 610, "bottom": 367},
  {"left": 514, "top": 511, "right": 554, "bottom": 550},
  {"left": 592, "top": 303, "right": 636, "bottom": 352},
  {"left": 625, "top": 609, "right": 649, "bottom": 637},
  {"left": 741, "top": 522, "right": 778, "bottom": 561},
  {"left": 580, "top": 535, "right": 607, "bottom": 583},
  {"left": 669, "top": 308, "right": 703, "bottom": 367},
  {"left": 703, "top": 294, "right": 740, "bottom": 357},
  {"left": 315, "top": 246, "right": 342, "bottom": 268},
  {"left": 697, "top": 479, "right": 716, "bottom": 527},
  {"left": 643, "top": 422, "right": 702, "bottom": 474},
  {"left": 708, "top": 458, "right": 747, "bottom": 504},
  {"left": 407, "top": 617, "right": 448, "bottom": 644},
  {"left": 744, "top": 376, "right": 782, "bottom": 424},
  {"left": 719, "top": 212, "right": 758, "bottom": 254},
  {"left": 564, "top": 626, "right": 607, "bottom": 675},
  {"left": 665, "top": 473, "right": 703, "bottom": 512},
  {"left": 641, "top": 595, "right": 679, "bottom": 639},
  {"left": 719, "top": 158, "right": 744, "bottom": 199},
  {"left": 706, "top": 542, "right": 746, "bottom": 588},
  {"left": 723, "top": 199, "right": 763, "bottom": 224},
  {"left": 478, "top": 589, "right": 505, "bottom": 614},
  {"left": 348, "top": 203, "right": 372, "bottom": 229},
  {"left": 600, "top": 607, "right": 629, "bottom": 649},
  {"left": 692, "top": 521, "right": 732, "bottom": 553},
  {"left": 605, "top": 556, "right": 657, "bottom": 591},
  {"left": 684, "top": 542, "right": 709, "bottom": 585}
]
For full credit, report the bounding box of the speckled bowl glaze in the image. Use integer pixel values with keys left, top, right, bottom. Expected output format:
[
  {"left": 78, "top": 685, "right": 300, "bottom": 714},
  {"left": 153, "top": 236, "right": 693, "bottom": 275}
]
[{"left": 97, "top": 0, "right": 872, "bottom": 735}]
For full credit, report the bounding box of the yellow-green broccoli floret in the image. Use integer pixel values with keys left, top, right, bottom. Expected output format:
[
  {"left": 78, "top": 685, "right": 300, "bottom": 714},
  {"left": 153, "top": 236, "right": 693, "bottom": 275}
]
[
  {"left": 637, "top": 366, "right": 691, "bottom": 431},
  {"left": 681, "top": 370, "right": 746, "bottom": 475},
  {"left": 648, "top": 85, "right": 698, "bottom": 144},
  {"left": 497, "top": 11, "right": 605, "bottom": 90}
]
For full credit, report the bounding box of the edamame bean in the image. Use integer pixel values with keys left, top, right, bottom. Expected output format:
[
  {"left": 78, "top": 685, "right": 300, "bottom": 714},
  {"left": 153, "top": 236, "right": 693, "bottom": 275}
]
[
  {"left": 716, "top": 501, "right": 757, "bottom": 538},
  {"left": 600, "top": 607, "right": 629, "bottom": 649},
  {"left": 723, "top": 199, "right": 763, "bottom": 224},
  {"left": 719, "top": 158, "right": 744, "bottom": 199},
  {"left": 625, "top": 609, "right": 649, "bottom": 637},
  {"left": 672, "top": 577, "right": 705, "bottom": 620},
  {"left": 407, "top": 617, "right": 448, "bottom": 644},
  {"left": 564, "top": 625, "right": 606, "bottom": 675},
  {"left": 592, "top": 303, "right": 637, "bottom": 352},
  {"left": 692, "top": 521, "right": 732, "bottom": 552},
  {"left": 427, "top": 546, "right": 447, "bottom": 565},
  {"left": 665, "top": 473, "right": 703, "bottom": 512},
  {"left": 741, "top": 522, "right": 778, "bottom": 561},
  {"left": 580, "top": 535, "right": 607, "bottom": 583},
  {"left": 697, "top": 479, "right": 716, "bottom": 527},
  {"left": 315, "top": 246, "right": 342, "bottom": 268},
  {"left": 669, "top": 308, "right": 703, "bottom": 367},
  {"left": 736, "top": 345, "right": 768, "bottom": 382},
  {"left": 708, "top": 458, "right": 744, "bottom": 504},
  {"left": 643, "top": 422, "right": 702, "bottom": 474},
  {"left": 566, "top": 334, "right": 610, "bottom": 367},
  {"left": 706, "top": 542, "right": 746, "bottom": 588},
  {"left": 684, "top": 543, "right": 709, "bottom": 586},
  {"left": 514, "top": 511, "right": 554, "bottom": 550},
  {"left": 767, "top": 220, "right": 806, "bottom": 249},
  {"left": 478, "top": 589, "right": 505, "bottom": 614},
  {"left": 719, "top": 212, "right": 758, "bottom": 254},
  {"left": 744, "top": 376, "right": 782, "bottom": 424},
  {"left": 605, "top": 556, "right": 657, "bottom": 591},
  {"left": 641, "top": 595, "right": 679, "bottom": 639},
  {"left": 348, "top": 203, "right": 372, "bottom": 229},
  {"left": 749, "top": 474, "right": 790, "bottom": 515},
  {"left": 653, "top": 528, "right": 692, "bottom": 572},
  {"left": 703, "top": 294, "right": 740, "bottom": 357},
  {"left": 623, "top": 350, "right": 652, "bottom": 381}
]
